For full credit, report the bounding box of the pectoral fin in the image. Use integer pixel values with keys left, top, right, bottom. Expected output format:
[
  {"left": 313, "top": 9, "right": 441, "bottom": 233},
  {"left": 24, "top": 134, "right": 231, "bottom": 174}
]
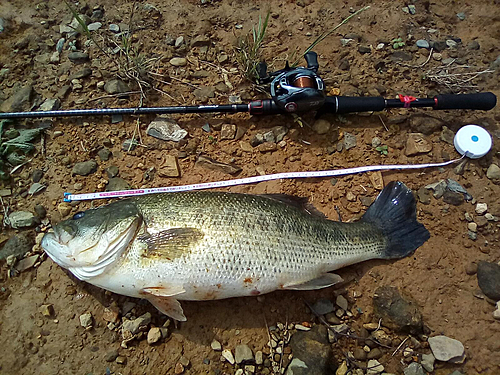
[
  {"left": 138, "top": 227, "right": 204, "bottom": 260},
  {"left": 146, "top": 294, "right": 187, "bottom": 321},
  {"left": 283, "top": 273, "right": 344, "bottom": 290}
]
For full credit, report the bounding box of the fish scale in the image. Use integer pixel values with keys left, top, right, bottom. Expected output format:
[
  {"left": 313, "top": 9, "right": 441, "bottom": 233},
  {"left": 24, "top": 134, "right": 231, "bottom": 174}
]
[{"left": 42, "top": 182, "right": 429, "bottom": 320}]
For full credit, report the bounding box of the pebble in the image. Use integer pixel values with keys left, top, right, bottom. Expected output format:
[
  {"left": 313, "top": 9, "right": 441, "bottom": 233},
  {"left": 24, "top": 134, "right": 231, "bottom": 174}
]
[
  {"left": 34, "top": 204, "right": 47, "bottom": 219},
  {"left": 467, "top": 222, "right": 477, "bottom": 232},
  {"left": 211, "top": 339, "right": 222, "bottom": 351},
  {"left": 343, "top": 132, "right": 357, "bottom": 150},
  {"left": 457, "top": 12, "right": 466, "bottom": 20},
  {"left": 440, "top": 126, "right": 455, "bottom": 144},
  {"left": 404, "top": 362, "right": 425, "bottom": 375},
  {"left": 294, "top": 324, "right": 311, "bottom": 331},
  {"left": 56, "top": 38, "right": 66, "bottom": 52},
  {"left": 235, "top": 344, "right": 253, "bottom": 364},
  {"left": 475, "top": 203, "right": 488, "bottom": 215},
  {"left": 175, "top": 36, "right": 184, "bottom": 48},
  {"left": 79, "top": 312, "right": 93, "bottom": 329},
  {"left": 170, "top": 57, "right": 187, "bottom": 67},
  {"left": 416, "top": 39, "right": 429, "bottom": 49},
  {"left": 417, "top": 187, "right": 431, "bottom": 205},
  {"left": 446, "top": 39, "right": 458, "bottom": 49},
  {"left": 8, "top": 211, "right": 37, "bottom": 229},
  {"left": 421, "top": 353, "right": 435, "bottom": 372},
  {"left": 405, "top": 133, "right": 432, "bottom": 156},
  {"left": 494, "top": 301, "right": 500, "bottom": 320},
  {"left": 122, "top": 139, "right": 139, "bottom": 151},
  {"left": 57, "top": 202, "right": 72, "bottom": 217},
  {"left": 336, "top": 361, "right": 348, "bottom": 375},
  {"left": 428, "top": 335, "right": 465, "bottom": 362},
  {"left": 366, "top": 359, "right": 384, "bottom": 374},
  {"left": 147, "top": 327, "right": 162, "bottom": 345},
  {"left": 147, "top": 117, "right": 187, "bottom": 142},
  {"left": 87, "top": 22, "right": 102, "bottom": 31},
  {"left": 312, "top": 119, "right": 330, "bottom": 134},
  {"left": 97, "top": 148, "right": 112, "bottom": 161},
  {"left": 222, "top": 349, "right": 235, "bottom": 364},
  {"left": 255, "top": 351, "right": 263, "bottom": 365},
  {"left": 39, "top": 304, "right": 54, "bottom": 317},
  {"left": 358, "top": 45, "right": 371, "bottom": 54},
  {"left": 105, "top": 349, "right": 119, "bottom": 362},
  {"left": 467, "top": 40, "right": 480, "bottom": 50},
  {"left": 116, "top": 356, "right": 127, "bottom": 365},
  {"left": 68, "top": 52, "right": 89, "bottom": 64},
  {"left": 432, "top": 52, "right": 442, "bottom": 61},
  {"left": 371, "top": 137, "right": 381, "bottom": 147},
  {"left": 104, "top": 79, "right": 130, "bottom": 95},
  {"left": 72, "top": 160, "right": 97, "bottom": 176},
  {"left": 336, "top": 295, "right": 348, "bottom": 311},
  {"left": 465, "top": 262, "right": 478, "bottom": 275},
  {"left": 366, "top": 347, "right": 383, "bottom": 360},
  {"left": 477, "top": 261, "right": 500, "bottom": 300},
  {"left": 220, "top": 124, "right": 236, "bottom": 140},
  {"left": 109, "top": 24, "right": 120, "bottom": 33},
  {"left": 353, "top": 347, "right": 367, "bottom": 360},
  {"left": 312, "top": 298, "right": 334, "bottom": 315},
  {"left": 122, "top": 312, "right": 151, "bottom": 335},
  {"left": 486, "top": 164, "right": 500, "bottom": 180},
  {"left": 340, "top": 38, "right": 353, "bottom": 46}
]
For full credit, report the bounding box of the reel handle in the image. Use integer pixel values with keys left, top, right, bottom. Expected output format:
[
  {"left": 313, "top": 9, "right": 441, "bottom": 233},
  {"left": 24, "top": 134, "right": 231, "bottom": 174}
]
[{"left": 304, "top": 52, "right": 319, "bottom": 72}]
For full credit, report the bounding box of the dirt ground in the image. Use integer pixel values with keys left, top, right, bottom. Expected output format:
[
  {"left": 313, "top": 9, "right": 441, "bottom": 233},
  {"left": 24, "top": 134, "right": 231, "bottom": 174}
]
[{"left": 0, "top": 0, "right": 499, "bottom": 374}]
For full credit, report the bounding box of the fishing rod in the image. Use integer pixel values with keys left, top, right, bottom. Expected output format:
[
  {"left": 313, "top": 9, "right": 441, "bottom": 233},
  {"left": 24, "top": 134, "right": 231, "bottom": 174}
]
[{"left": 0, "top": 52, "right": 496, "bottom": 120}]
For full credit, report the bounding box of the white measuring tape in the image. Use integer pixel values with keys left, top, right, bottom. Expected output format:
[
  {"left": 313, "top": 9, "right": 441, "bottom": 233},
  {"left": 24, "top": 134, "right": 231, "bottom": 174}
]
[{"left": 64, "top": 156, "right": 465, "bottom": 202}]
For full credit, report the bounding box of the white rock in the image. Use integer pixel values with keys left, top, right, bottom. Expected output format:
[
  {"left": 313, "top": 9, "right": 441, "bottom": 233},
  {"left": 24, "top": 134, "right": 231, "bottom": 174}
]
[
  {"left": 221, "top": 349, "right": 235, "bottom": 364},
  {"left": 79, "top": 312, "right": 93, "bottom": 328},
  {"left": 366, "top": 359, "right": 384, "bottom": 374},
  {"left": 170, "top": 57, "right": 187, "bottom": 67},
  {"left": 494, "top": 301, "right": 500, "bottom": 320},
  {"left": 255, "top": 350, "right": 263, "bottom": 365},
  {"left": 211, "top": 339, "right": 222, "bottom": 351},
  {"left": 285, "top": 358, "right": 308, "bottom": 375},
  {"left": 235, "top": 344, "right": 253, "bottom": 364},
  {"left": 147, "top": 327, "right": 162, "bottom": 345},
  {"left": 428, "top": 335, "right": 465, "bottom": 362},
  {"left": 147, "top": 117, "right": 187, "bottom": 142},
  {"left": 475, "top": 203, "right": 488, "bottom": 215},
  {"left": 294, "top": 324, "right": 311, "bottom": 331}
]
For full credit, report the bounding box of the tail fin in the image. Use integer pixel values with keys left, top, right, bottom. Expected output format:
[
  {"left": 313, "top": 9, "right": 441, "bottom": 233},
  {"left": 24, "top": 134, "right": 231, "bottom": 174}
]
[{"left": 362, "top": 181, "right": 430, "bottom": 259}]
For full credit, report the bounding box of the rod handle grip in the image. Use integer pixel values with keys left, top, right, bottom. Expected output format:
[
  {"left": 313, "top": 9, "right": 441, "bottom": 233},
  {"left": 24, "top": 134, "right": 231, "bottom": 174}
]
[
  {"left": 319, "top": 96, "right": 386, "bottom": 114},
  {"left": 434, "top": 92, "right": 497, "bottom": 111}
]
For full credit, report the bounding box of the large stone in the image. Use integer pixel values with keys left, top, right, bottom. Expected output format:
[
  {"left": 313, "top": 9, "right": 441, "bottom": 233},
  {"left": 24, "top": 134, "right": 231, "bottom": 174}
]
[
  {"left": 0, "top": 233, "right": 34, "bottom": 260},
  {"left": 405, "top": 133, "right": 432, "bottom": 156},
  {"left": 72, "top": 160, "right": 97, "bottom": 176},
  {"left": 428, "top": 335, "right": 465, "bottom": 362},
  {"left": 195, "top": 155, "right": 241, "bottom": 175},
  {"left": 104, "top": 79, "right": 130, "bottom": 95},
  {"left": 147, "top": 117, "right": 187, "bottom": 142},
  {"left": 373, "top": 286, "right": 423, "bottom": 334},
  {"left": 477, "top": 261, "right": 500, "bottom": 301},
  {"left": 0, "top": 85, "right": 33, "bottom": 112},
  {"left": 288, "top": 325, "right": 335, "bottom": 375},
  {"left": 8, "top": 211, "right": 37, "bottom": 229},
  {"left": 235, "top": 344, "right": 253, "bottom": 364}
]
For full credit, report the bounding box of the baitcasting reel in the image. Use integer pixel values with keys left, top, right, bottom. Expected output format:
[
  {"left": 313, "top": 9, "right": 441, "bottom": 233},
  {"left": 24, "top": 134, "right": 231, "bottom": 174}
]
[{"left": 259, "top": 52, "right": 326, "bottom": 113}]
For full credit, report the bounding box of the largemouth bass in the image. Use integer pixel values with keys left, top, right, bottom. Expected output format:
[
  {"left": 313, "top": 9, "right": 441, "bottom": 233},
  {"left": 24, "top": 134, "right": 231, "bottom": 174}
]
[{"left": 41, "top": 181, "right": 429, "bottom": 321}]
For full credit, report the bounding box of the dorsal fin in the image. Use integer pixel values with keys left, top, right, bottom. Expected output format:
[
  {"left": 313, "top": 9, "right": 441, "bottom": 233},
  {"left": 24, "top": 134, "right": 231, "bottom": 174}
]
[{"left": 259, "top": 194, "right": 327, "bottom": 218}]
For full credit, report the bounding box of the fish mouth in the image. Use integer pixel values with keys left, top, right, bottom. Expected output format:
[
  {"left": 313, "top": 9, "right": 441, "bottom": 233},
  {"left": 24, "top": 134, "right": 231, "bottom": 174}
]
[{"left": 41, "top": 231, "right": 76, "bottom": 268}]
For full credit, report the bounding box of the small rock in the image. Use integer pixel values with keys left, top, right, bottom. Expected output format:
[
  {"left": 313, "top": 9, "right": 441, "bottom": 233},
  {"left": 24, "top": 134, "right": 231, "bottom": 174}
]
[
  {"left": 79, "top": 312, "right": 93, "bottom": 329},
  {"left": 105, "top": 349, "right": 119, "bottom": 362},
  {"left": 494, "top": 301, "right": 500, "bottom": 320},
  {"left": 57, "top": 202, "right": 72, "bottom": 217},
  {"left": 336, "top": 295, "right": 348, "bottom": 311},
  {"left": 369, "top": 171, "right": 384, "bottom": 190},
  {"left": 28, "top": 183, "right": 46, "bottom": 196},
  {"left": 340, "top": 38, "right": 353, "bottom": 46},
  {"left": 175, "top": 36, "right": 184, "bottom": 48},
  {"left": 405, "top": 133, "right": 432, "bottom": 156},
  {"left": 343, "top": 132, "right": 357, "bottom": 150},
  {"left": 312, "top": 119, "right": 331, "bottom": 134},
  {"left": 442, "top": 190, "right": 463, "bottom": 206},
  {"left": 195, "top": 155, "right": 241, "bottom": 175},
  {"left": 191, "top": 35, "right": 211, "bottom": 47},
  {"left": 147, "top": 327, "right": 162, "bottom": 345},
  {"left": 475, "top": 203, "right": 488, "bottom": 215},
  {"left": 39, "top": 98, "right": 60, "bottom": 111},
  {"left": 8, "top": 211, "right": 37, "bottom": 229},
  {"left": 371, "top": 137, "right": 381, "bottom": 147},
  {"left": 410, "top": 115, "right": 442, "bottom": 135},
  {"left": 446, "top": 39, "right": 458, "bottom": 49},
  {"left": 312, "top": 299, "right": 334, "bottom": 315},
  {"left": 34, "top": 204, "right": 47, "bottom": 219},
  {"left": 39, "top": 304, "right": 54, "bottom": 317},
  {"left": 106, "top": 166, "right": 119, "bottom": 178},
  {"left": 336, "top": 361, "right": 348, "bottom": 375},
  {"left": 109, "top": 24, "right": 120, "bottom": 33},
  {"left": 235, "top": 344, "right": 254, "bottom": 364},
  {"left": 390, "top": 51, "right": 412, "bottom": 62},
  {"left": 122, "top": 312, "right": 151, "bottom": 335},
  {"left": 477, "top": 261, "right": 500, "bottom": 300},
  {"left": 147, "top": 117, "right": 187, "bottom": 142},
  {"left": 211, "top": 339, "right": 222, "bottom": 351},
  {"left": 87, "top": 22, "right": 102, "bottom": 31},
  {"left": 222, "top": 349, "right": 235, "bottom": 364},
  {"left": 467, "top": 40, "right": 480, "bottom": 50},
  {"left": 486, "top": 164, "right": 500, "bottom": 180},
  {"left": 106, "top": 178, "right": 131, "bottom": 192},
  {"left": 104, "top": 79, "right": 130, "bottom": 95},
  {"left": 122, "top": 139, "right": 139, "bottom": 151},
  {"left": 416, "top": 39, "right": 430, "bottom": 49},
  {"left": 255, "top": 351, "right": 263, "bottom": 365},
  {"left": 421, "top": 353, "right": 435, "bottom": 372},
  {"left": 193, "top": 86, "right": 216, "bottom": 101},
  {"left": 353, "top": 348, "right": 367, "bottom": 360},
  {"left": 220, "top": 124, "right": 237, "bottom": 140},
  {"left": 440, "top": 126, "right": 455, "bottom": 144},
  {"left": 286, "top": 358, "right": 308, "bottom": 374},
  {"left": 467, "top": 222, "right": 477, "bottom": 232},
  {"left": 258, "top": 142, "right": 277, "bottom": 153},
  {"left": 404, "top": 362, "right": 425, "bottom": 375},
  {"left": 373, "top": 286, "right": 423, "bottom": 334},
  {"left": 158, "top": 155, "right": 181, "bottom": 178},
  {"left": 433, "top": 52, "right": 443, "bottom": 61},
  {"left": 457, "top": 12, "right": 466, "bottom": 20},
  {"left": 358, "top": 45, "right": 371, "bottom": 54},
  {"left": 366, "top": 359, "right": 384, "bottom": 374},
  {"left": 97, "top": 148, "right": 112, "bottom": 161},
  {"left": 116, "top": 356, "right": 127, "bottom": 365},
  {"left": 289, "top": 325, "right": 332, "bottom": 375},
  {"left": 430, "top": 40, "right": 447, "bottom": 52},
  {"left": 465, "top": 262, "right": 478, "bottom": 275},
  {"left": 72, "top": 160, "right": 97, "bottom": 176},
  {"left": 68, "top": 52, "right": 89, "bottom": 64},
  {"left": 170, "top": 57, "right": 187, "bottom": 67},
  {"left": 428, "top": 335, "right": 465, "bottom": 362},
  {"left": 417, "top": 187, "right": 431, "bottom": 205},
  {"left": 32, "top": 169, "right": 44, "bottom": 183},
  {"left": 0, "top": 85, "right": 33, "bottom": 112}
]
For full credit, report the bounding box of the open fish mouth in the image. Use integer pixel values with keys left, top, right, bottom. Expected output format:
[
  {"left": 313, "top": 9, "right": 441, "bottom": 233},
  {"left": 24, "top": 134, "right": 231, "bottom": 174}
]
[{"left": 41, "top": 231, "right": 78, "bottom": 268}]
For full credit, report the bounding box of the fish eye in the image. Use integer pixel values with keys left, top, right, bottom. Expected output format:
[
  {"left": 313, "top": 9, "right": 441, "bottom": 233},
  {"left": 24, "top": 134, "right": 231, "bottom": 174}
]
[{"left": 72, "top": 212, "right": 85, "bottom": 220}]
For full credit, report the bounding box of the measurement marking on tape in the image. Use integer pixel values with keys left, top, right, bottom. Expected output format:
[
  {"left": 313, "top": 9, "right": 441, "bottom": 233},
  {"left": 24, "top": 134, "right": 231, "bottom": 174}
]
[{"left": 64, "top": 156, "right": 464, "bottom": 202}]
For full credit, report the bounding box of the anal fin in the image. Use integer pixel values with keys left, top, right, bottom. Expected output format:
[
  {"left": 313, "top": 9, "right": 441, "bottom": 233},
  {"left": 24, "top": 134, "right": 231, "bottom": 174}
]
[
  {"left": 283, "top": 273, "right": 343, "bottom": 290},
  {"left": 146, "top": 295, "right": 186, "bottom": 321}
]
